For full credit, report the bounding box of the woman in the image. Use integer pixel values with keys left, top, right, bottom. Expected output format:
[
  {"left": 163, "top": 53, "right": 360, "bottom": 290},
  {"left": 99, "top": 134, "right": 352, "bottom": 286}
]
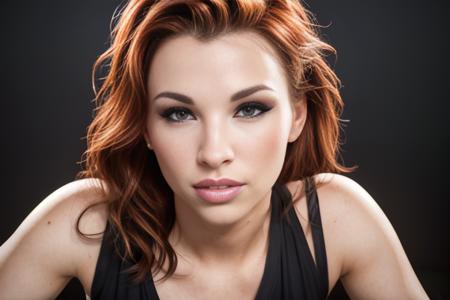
[{"left": 0, "top": 0, "right": 428, "bottom": 299}]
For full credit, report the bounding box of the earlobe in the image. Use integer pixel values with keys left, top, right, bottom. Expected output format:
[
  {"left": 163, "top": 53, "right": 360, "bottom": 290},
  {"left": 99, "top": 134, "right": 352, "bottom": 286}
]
[
  {"left": 288, "top": 98, "right": 307, "bottom": 143},
  {"left": 143, "top": 131, "right": 153, "bottom": 150}
]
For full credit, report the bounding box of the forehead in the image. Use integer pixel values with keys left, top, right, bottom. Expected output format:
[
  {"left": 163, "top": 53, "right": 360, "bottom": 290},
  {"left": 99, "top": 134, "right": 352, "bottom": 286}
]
[{"left": 147, "top": 30, "right": 289, "bottom": 99}]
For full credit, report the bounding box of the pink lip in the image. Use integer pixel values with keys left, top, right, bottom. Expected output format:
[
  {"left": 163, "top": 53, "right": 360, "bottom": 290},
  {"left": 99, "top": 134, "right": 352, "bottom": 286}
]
[
  {"left": 193, "top": 178, "right": 244, "bottom": 188},
  {"left": 194, "top": 185, "right": 244, "bottom": 204}
]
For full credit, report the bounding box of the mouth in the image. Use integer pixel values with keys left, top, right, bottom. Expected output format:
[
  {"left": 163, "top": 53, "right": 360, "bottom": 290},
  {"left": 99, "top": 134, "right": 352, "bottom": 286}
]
[
  {"left": 195, "top": 185, "right": 237, "bottom": 190},
  {"left": 193, "top": 185, "right": 244, "bottom": 203},
  {"left": 193, "top": 178, "right": 245, "bottom": 189},
  {"left": 192, "top": 178, "right": 245, "bottom": 203}
]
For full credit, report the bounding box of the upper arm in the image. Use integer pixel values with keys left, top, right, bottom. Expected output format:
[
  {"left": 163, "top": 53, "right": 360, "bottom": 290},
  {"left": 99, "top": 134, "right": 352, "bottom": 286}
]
[
  {"left": 0, "top": 178, "right": 108, "bottom": 300},
  {"left": 315, "top": 173, "right": 429, "bottom": 300}
]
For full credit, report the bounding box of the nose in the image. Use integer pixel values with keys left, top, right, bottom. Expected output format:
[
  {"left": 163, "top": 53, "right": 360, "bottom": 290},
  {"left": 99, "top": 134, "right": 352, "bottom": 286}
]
[{"left": 196, "top": 121, "right": 234, "bottom": 169}]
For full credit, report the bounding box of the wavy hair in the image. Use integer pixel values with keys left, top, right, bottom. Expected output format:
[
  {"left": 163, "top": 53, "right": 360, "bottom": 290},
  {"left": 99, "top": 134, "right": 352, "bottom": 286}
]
[{"left": 76, "top": 0, "right": 356, "bottom": 283}]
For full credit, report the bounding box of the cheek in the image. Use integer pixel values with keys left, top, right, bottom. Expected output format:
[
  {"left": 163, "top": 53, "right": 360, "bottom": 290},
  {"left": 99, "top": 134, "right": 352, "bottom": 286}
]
[
  {"left": 244, "top": 121, "right": 287, "bottom": 162},
  {"left": 238, "top": 112, "right": 290, "bottom": 172},
  {"left": 148, "top": 123, "right": 195, "bottom": 186}
]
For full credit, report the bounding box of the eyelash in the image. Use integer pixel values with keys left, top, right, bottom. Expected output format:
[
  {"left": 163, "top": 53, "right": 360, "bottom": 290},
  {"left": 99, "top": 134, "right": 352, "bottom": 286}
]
[{"left": 160, "top": 102, "right": 273, "bottom": 123}]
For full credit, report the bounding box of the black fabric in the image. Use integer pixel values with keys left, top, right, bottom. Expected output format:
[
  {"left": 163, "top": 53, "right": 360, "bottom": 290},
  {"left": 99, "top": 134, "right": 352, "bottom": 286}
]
[{"left": 91, "top": 178, "right": 329, "bottom": 299}]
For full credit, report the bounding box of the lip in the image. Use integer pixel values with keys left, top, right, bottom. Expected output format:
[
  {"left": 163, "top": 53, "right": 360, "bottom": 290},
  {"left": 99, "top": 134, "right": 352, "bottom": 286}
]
[
  {"left": 193, "top": 178, "right": 245, "bottom": 204},
  {"left": 194, "top": 185, "right": 244, "bottom": 204},
  {"left": 193, "top": 178, "right": 245, "bottom": 188}
]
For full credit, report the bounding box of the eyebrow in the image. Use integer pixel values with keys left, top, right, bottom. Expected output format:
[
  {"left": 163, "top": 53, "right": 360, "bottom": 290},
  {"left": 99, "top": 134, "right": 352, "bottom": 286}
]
[{"left": 152, "top": 84, "right": 274, "bottom": 104}]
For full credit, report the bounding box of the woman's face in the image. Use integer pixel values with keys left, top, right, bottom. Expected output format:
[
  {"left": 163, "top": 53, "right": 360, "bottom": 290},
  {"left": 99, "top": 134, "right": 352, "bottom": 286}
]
[{"left": 145, "top": 30, "right": 305, "bottom": 226}]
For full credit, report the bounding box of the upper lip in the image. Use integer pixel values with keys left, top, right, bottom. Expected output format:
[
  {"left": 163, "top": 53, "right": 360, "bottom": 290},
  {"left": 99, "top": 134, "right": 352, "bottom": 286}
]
[{"left": 193, "top": 178, "right": 245, "bottom": 188}]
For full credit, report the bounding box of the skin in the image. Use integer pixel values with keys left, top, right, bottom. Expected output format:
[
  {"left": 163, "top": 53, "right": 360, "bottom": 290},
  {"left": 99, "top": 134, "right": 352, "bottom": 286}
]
[
  {"left": 143, "top": 31, "right": 305, "bottom": 297},
  {"left": 0, "top": 31, "right": 428, "bottom": 300},
  {"left": 144, "top": 31, "right": 304, "bottom": 266}
]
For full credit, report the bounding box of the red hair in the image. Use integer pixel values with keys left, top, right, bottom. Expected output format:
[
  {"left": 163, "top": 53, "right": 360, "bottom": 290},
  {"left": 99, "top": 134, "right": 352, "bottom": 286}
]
[{"left": 76, "top": 0, "right": 356, "bottom": 283}]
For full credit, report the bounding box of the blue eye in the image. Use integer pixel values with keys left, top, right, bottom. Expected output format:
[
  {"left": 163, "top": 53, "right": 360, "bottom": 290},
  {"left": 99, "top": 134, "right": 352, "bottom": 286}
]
[{"left": 160, "top": 102, "right": 272, "bottom": 123}]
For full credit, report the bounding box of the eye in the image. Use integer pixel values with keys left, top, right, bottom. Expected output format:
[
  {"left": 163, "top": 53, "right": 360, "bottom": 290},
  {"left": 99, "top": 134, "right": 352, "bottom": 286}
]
[
  {"left": 160, "top": 107, "right": 195, "bottom": 123},
  {"left": 159, "top": 101, "right": 272, "bottom": 123},
  {"left": 235, "top": 102, "right": 272, "bottom": 119}
]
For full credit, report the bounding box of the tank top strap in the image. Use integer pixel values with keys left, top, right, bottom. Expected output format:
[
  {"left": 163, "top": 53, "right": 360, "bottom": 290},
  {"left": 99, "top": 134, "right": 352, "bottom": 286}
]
[{"left": 305, "top": 176, "right": 329, "bottom": 294}]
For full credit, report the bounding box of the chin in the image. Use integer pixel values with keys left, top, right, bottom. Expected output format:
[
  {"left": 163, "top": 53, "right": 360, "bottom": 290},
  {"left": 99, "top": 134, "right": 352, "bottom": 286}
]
[
  {"left": 199, "top": 205, "right": 250, "bottom": 226},
  {"left": 174, "top": 186, "right": 265, "bottom": 227}
]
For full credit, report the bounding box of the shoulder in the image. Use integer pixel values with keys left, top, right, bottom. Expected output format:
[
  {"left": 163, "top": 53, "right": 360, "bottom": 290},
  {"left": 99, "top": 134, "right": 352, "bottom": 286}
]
[
  {"left": 295, "top": 173, "right": 396, "bottom": 275},
  {"left": 287, "top": 173, "right": 373, "bottom": 227},
  {"left": 47, "top": 178, "right": 110, "bottom": 238},
  {"left": 29, "top": 177, "right": 111, "bottom": 271},
  {"left": 287, "top": 173, "right": 428, "bottom": 299},
  {"left": 8, "top": 177, "right": 110, "bottom": 248},
  {"left": 308, "top": 173, "right": 395, "bottom": 274},
  {"left": 0, "top": 178, "right": 109, "bottom": 299},
  {"left": 286, "top": 173, "right": 375, "bottom": 290},
  {"left": 287, "top": 173, "right": 387, "bottom": 237}
]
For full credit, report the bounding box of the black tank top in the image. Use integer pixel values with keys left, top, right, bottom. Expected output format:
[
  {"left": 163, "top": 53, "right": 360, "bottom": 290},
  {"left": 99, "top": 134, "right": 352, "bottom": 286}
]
[{"left": 90, "top": 178, "right": 329, "bottom": 299}]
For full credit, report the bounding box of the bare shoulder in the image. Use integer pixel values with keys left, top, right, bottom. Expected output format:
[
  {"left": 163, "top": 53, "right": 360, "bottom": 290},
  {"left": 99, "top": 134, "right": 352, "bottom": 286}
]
[
  {"left": 0, "top": 178, "right": 109, "bottom": 299},
  {"left": 285, "top": 173, "right": 362, "bottom": 294},
  {"left": 308, "top": 173, "right": 402, "bottom": 273},
  {"left": 291, "top": 173, "right": 428, "bottom": 299},
  {"left": 286, "top": 172, "right": 366, "bottom": 228}
]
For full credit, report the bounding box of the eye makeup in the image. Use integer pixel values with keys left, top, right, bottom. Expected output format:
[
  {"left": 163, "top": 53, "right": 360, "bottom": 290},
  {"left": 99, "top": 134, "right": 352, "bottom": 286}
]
[{"left": 158, "top": 101, "right": 273, "bottom": 123}]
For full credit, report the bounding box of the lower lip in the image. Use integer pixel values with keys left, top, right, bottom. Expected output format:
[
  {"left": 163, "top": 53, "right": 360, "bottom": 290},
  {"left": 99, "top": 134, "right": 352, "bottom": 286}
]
[{"left": 194, "top": 185, "right": 244, "bottom": 204}]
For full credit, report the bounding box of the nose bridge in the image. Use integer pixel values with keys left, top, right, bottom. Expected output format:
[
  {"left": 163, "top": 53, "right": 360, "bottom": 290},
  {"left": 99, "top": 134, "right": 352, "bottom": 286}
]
[{"left": 197, "top": 115, "right": 233, "bottom": 167}]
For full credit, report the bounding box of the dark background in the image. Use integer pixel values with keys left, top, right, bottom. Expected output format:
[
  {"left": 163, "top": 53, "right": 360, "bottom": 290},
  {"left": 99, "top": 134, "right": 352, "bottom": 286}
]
[{"left": 1, "top": 0, "right": 448, "bottom": 299}]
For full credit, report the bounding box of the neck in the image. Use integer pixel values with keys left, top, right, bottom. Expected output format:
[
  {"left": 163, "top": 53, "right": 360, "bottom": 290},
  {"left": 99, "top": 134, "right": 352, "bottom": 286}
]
[{"left": 169, "top": 189, "right": 272, "bottom": 267}]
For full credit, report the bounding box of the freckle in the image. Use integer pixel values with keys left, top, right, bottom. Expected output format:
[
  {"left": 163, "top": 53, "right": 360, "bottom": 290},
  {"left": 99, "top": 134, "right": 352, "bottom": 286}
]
[{"left": 47, "top": 221, "right": 51, "bottom": 225}]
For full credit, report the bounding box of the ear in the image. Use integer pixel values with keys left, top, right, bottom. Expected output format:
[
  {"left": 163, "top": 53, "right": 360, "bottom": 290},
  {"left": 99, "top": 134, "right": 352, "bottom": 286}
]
[
  {"left": 288, "top": 97, "right": 307, "bottom": 143},
  {"left": 143, "top": 130, "right": 153, "bottom": 150}
]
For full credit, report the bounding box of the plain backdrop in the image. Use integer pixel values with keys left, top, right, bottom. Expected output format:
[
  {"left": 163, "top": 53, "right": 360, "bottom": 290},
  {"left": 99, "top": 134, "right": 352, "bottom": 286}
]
[{"left": 1, "top": 0, "right": 448, "bottom": 299}]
